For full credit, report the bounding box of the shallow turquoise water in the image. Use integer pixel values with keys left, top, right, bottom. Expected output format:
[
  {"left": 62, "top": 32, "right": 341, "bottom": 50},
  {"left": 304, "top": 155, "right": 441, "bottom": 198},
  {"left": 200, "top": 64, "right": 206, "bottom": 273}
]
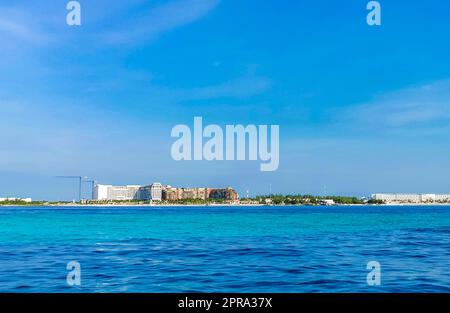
[{"left": 1, "top": 206, "right": 450, "bottom": 292}]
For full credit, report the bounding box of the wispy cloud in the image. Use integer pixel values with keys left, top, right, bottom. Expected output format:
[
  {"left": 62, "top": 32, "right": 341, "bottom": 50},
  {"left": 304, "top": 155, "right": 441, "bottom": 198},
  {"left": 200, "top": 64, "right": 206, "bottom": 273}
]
[
  {"left": 100, "top": 0, "right": 220, "bottom": 44},
  {"left": 180, "top": 76, "right": 272, "bottom": 100},
  {"left": 0, "top": 0, "right": 220, "bottom": 48},
  {"left": 139, "top": 75, "right": 272, "bottom": 104},
  {"left": 0, "top": 7, "right": 53, "bottom": 45},
  {"left": 339, "top": 80, "right": 450, "bottom": 134}
]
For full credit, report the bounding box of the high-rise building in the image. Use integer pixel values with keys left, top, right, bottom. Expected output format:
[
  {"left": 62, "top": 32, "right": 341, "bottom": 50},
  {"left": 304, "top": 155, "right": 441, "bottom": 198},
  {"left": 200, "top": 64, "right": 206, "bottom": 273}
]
[
  {"left": 93, "top": 184, "right": 162, "bottom": 201},
  {"left": 93, "top": 184, "right": 110, "bottom": 200},
  {"left": 93, "top": 185, "right": 141, "bottom": 201},
  {"left": 94, "top": 183, "right": 238, "bottom": 202},
  {"left": 162, "top": 186, "right": 179, "bottom": 201},
  {"left": 150, "top": 183, "right": 162, "bottom": 201}
]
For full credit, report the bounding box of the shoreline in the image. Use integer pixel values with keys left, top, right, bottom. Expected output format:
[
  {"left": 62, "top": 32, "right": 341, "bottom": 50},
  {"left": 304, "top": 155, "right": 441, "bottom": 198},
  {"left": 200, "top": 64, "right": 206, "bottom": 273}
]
[{"left": 2, "top": 203, "right": 450, "bottom": 208}]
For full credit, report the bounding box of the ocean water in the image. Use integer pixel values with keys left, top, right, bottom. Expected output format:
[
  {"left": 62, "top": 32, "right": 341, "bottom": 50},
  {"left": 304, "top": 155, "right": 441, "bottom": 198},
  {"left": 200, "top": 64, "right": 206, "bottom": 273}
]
[{"left": 0, "top": 205, "right": 450, "bottom": 293}]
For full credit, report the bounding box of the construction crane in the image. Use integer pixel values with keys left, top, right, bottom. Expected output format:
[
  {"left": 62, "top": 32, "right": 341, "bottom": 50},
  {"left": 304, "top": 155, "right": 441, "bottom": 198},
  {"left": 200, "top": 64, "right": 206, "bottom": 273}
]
[
  {"left": 55, "top": 176, "right": 86, "bottom": 202},
  {"left": 83, "top": 179, "right": 97, "bottom": 200}
]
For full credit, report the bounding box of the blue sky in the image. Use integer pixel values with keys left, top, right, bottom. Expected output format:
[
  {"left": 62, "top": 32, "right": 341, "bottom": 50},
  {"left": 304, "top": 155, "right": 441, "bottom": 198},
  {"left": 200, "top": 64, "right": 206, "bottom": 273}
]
[{"left": 1, "top": 0, "right": 450, "bottom": 200}]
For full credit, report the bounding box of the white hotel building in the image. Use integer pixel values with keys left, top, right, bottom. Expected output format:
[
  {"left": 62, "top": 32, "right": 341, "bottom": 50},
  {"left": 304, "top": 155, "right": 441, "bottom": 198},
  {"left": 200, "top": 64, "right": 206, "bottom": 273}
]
[
  {"left": 372, "top": 193, "right": 450, "bottom": 203},
  {"left": 93, "top": 183, "right": 162, "bottom": 201}
]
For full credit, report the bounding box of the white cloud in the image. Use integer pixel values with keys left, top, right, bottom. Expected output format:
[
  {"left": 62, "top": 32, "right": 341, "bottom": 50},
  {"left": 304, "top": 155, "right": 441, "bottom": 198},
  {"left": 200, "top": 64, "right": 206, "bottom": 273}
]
[
  {"left": 0, "top": 0, "right": 220, "bottom": 48},
  {"left": 341, "top": 80, "right": 450, "bottom": 131},
  {"left": 0, "top": 7, "right": 53, "bottom": 45},
  {"left": 140, "top": 75, "right": 273, "bottom": 103},
  {"left": 180, "top": 76, "right": 272, "bottom": 100},
  {"left": 100, "top": 0, "right": 220, "bottom": 44}
]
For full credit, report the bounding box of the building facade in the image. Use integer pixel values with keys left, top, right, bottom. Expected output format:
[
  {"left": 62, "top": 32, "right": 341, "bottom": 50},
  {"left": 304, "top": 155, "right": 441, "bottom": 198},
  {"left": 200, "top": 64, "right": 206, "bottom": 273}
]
[
  {"left": 93, "top": 183, "right": 163, "bottom": 201},
  {"left": 208, "top": 187, "right": 239, "bottom": 201},
  {"left": 372, "top": 193, "right": 450, "bottom": 203},
  {"left": 93, "top": 183, "right": 238, "bottom": 202},
  {"left": 161, "top": 186, "right": 238, "bottom": 201},
  {"left": 150, "top": 183, "right": 162, "bottom": 201}
]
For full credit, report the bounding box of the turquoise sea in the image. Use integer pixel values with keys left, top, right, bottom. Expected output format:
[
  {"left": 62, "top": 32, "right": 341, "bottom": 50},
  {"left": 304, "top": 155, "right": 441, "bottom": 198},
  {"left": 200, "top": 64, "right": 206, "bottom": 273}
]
[{"left": 1, "top": 205, "right": 450, "bottom": 292}]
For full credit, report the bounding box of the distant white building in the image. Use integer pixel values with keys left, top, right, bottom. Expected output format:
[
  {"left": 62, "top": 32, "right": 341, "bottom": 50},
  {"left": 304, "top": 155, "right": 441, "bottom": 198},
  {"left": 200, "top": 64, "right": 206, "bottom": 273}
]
[
  {"left": 150, "top": 183, "right": 162, "bottom": 201},
  {"left": 435, "top": 194, "right": 450, "bottom": 202},
  {"left": 93, "top": 184, "right": 141, "bottom": 201},
  {"left": 420, "top": 194, "right": 436, "bottom": 202},
  {"left": 372, "top": 193, "right": 450, "bottom": 203},
  {"left": 319, "top": 199, "right": 335, "bottom": 206},
  {"left": 93, "top": 185, "right": 109, "bottom": 200},
  {"left": 93, "top": 183, "right": 162, "bottom": 201}
]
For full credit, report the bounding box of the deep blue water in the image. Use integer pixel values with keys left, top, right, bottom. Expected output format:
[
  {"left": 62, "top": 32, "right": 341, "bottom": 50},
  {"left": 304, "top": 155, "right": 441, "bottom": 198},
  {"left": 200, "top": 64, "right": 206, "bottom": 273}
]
[{"left": 0, "top": 205, "right": 450, "bottom": 292}]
